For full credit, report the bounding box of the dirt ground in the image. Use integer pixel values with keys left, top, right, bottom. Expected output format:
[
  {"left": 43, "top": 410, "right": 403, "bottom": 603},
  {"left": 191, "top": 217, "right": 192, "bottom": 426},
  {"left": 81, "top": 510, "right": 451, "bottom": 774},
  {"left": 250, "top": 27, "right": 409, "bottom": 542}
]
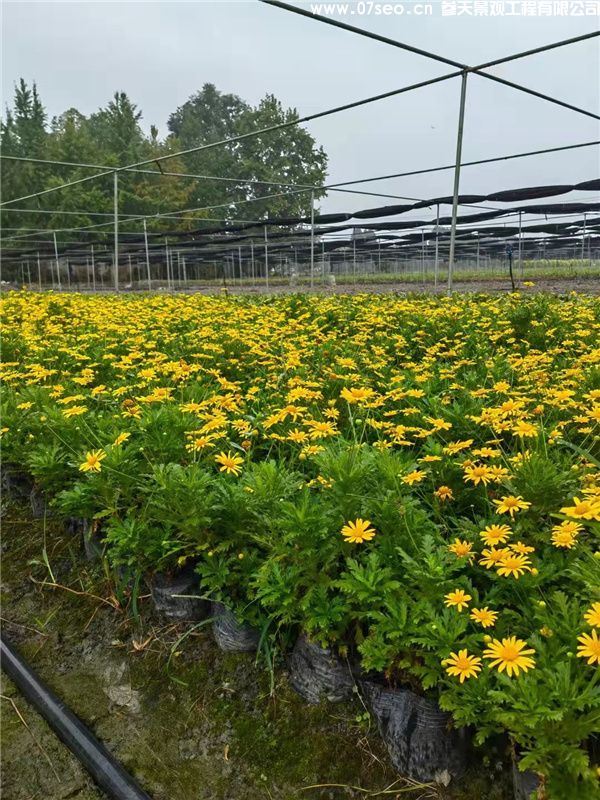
[{"left": 0, "top": 504, "right": 512, "bottom": 800}]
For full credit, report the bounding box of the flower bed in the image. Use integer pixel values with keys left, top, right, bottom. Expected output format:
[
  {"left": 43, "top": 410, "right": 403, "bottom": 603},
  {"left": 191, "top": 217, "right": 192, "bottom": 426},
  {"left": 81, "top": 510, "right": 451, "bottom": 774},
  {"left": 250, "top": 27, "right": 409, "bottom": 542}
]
[{"left": 1, "top": 290, "right": 599, "bottom": 797}]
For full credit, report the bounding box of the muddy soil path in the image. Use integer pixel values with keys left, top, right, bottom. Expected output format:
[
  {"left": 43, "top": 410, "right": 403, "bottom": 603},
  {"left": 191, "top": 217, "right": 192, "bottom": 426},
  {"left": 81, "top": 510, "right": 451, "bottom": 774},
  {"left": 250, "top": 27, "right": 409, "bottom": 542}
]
[{"left": 1, "top": 507, "right": 511, "bottom": 800}]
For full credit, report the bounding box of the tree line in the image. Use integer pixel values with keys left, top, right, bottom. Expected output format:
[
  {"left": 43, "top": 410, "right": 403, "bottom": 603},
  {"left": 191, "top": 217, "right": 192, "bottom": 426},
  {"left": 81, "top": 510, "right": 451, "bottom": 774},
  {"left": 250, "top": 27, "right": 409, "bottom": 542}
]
[{"left": 1, "top": 80, "right": 329, "bottom": 248}]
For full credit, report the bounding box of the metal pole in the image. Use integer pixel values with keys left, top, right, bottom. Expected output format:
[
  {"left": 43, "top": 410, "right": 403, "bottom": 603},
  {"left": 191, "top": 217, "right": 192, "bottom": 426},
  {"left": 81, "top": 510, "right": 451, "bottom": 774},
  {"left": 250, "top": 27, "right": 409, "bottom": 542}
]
[
  {"left": 476, "top": 236, "right": 480, "bottom": 271},
  {"left": 518, "top": 211, "right": 523, "bottom": 278},
  {"left": 37, "top": 252, "right": 42, "bottom": 291},
  {"left": 264, "top": 226, "right": 269, "bottom": 291},
  {"left": 353, "top": 239, "right": 356, "bottom": 284},
  {"left": 310, "top": 190, "right": 315, "bottom": 290},
  {"left": 434, "top": 203, "right": 440, "bottom": 288},
  {"left": 251, "top": 241, "right": 255, "bottom": 286},
  {"left": 113, "top": 171, "right": 119, "bottom": 292},
  {"left": 143, "top": 219, "right": 151, "bottom": 291},
  {"left": 53, "top": 232, "right": 62, "bottom": 291},
  {"left": 238, "top": 246, "right": 242, "bottom": 286},
  {"left": 182, "top": 256, "right": 187, "bottom": 287},
  {"left": 128, "top": 254, "right": 133, "bottom": 285},
  {"left": 582, "top": 213, "right": 587, "bottom": 264},
  {"left": 91, "top": 245, "right": 96, "bottom": 292},
  {"left": 447, "top": 71, "right": 468, "bottom": 293},
  {"left": 421, "top": 229, "right": 425, "bottom": 285}
]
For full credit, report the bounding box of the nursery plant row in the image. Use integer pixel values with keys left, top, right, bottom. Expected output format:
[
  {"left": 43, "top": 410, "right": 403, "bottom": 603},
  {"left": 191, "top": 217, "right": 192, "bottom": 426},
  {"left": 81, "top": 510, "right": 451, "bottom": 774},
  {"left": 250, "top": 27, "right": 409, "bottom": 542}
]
[{"left": 1, "top": 290, "right": 600, "bottom": 798}]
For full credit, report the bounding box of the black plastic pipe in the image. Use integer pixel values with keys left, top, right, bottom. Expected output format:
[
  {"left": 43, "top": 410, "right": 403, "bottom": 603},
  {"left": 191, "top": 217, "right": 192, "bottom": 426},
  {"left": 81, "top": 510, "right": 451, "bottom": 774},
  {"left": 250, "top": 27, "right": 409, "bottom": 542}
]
[{"left": 0, "top": 634, "right": 152, "bottom": 800}]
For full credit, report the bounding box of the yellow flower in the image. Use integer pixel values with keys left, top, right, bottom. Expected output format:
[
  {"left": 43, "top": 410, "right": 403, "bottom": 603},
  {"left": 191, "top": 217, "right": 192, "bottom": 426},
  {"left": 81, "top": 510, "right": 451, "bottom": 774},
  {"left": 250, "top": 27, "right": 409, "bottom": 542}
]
[
  {"left": 509, "top": 541, "right": 535, "bottom": 555},
  {"left": 551, "top": 521, "right": 580, "bottom": 549},
  {"left": 493, "top": 495, "right": 531, "bottom": 517},
  {"left": 583, "top": 603, "right": 600, "bottom": 628},
  {"left": 483, "top": 636, "right": 536, "bottom": 677},
  {"left": 470, "top": 607, "right": 498, "bottom": 628},
  {"left": 479, "top": 547, "right": 510, "bottom": 569},
  {"left": 444, "top": 589, "right": 472, "bottom": 612},
  {"left": 448, "top": 539, "right": 473, "bottom": 559},
  {"left": 560, "top": 497, "right": 600, "bottom": 521},
  {"left": 434, "top": 485, "right": 453, "bottom": 501},
  {"left": 340, "top": 386, "right": 375, "bottom": 404},
  {"left": 63, "top": 405, "right": 88, "bottom": 417},
  {"left": 341, "top": 518, "right": 376, "bottom": 544},
  {"left": 112, "top": 432, "right": 130, "bottom": 447},
  {"left": 402, "top": 470, "right": 426, "bottom": 486},
  {"left": 444, "top": 439, "right": 473, "bottom": 455},
  {"left": 480, "top": 524, "right": 512, "bottom": 546},
  {"left": 215, "top": 451, "right": 244, "bottom": 476},
  {"left": 79, "top": 450, "right": 106, "bottom": 473},
  {"left": 512, "top": 420, "right": 537, "bottom": 438},
  {"left": 576, "top": 629, "right": 600, "bottom": 665},
  {"left": 442, "top": 649, "right": 482, "bottom": 682},
  {"left": 496, "top": 553, "right": 532, "bottom": 579},
  {"left": 463, "top": 464, "right": 493, "bottom": 486}
]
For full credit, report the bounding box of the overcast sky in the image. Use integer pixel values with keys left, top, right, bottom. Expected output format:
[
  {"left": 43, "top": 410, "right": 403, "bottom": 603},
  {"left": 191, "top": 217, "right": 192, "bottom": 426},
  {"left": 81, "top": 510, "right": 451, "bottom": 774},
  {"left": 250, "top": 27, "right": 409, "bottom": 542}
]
[{"left": 2, "top": 0, "right": 599, "bottom": 216}]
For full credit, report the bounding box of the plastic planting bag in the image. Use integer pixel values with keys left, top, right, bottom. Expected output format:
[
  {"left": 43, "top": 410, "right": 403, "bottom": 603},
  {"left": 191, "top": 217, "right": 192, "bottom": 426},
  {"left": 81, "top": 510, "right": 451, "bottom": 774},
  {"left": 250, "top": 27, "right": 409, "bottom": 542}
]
[
  {"left": 147, "top": 567, "right": 209, "bottom": 621},
  {"left": 30, "top": 486, "right": 47, "bottom": 519},
  {"left": 211, "top": 602, "right": 260, "bottom": 652},
  {"left": 288, "top": 633, "right": 354, "bottom": 704},
  {"left": 2, "top": 464, "right": 34, "bottom": 501},
  {"left": 512, "top": 759, "right": 540, "bottom": 800},
  {"left": 361, "top": 681, "right": 467, "bottom": 785}
]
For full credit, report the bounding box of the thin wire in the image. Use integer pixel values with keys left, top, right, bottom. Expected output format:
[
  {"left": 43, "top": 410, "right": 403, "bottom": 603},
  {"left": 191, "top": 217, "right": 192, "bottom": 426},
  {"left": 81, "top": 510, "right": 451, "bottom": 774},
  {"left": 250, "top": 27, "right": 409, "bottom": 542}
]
[{"left": 261, "top": 0, "right": 600, "bottom": 120}]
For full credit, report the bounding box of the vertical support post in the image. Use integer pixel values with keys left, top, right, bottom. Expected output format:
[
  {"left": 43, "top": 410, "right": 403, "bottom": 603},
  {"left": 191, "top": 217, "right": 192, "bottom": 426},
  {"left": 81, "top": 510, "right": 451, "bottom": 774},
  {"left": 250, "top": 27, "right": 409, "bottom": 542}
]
[
  {"left": 322, "top": 240, "right": 325, "bottom": 282},
  {"left": 447, "top": 71, "right": 468, "bottom": 293},
  {"left": 66, "top": 259, "right": 71, "bottom": 290},
  {"left": 378, "top": 240, "right": 381, "bottom": 274},
  {"left": 264, "top": 226, "right": 269, "bottom": 292},
  {"left": 113, "top": 171, "right": 119, "bottom": 292},
  {"left": 165, "top": 238, "right": 171, "bottom": 290},
  {"left": 182, "top": 256, "right": 187, "bottom": 287},
  {"left": 37, "top": 252, "right": 42, "bottom": 291},
  {"left": 476, "top": 236, "right": 480, "bottom": 271},
  {"left": 143, "top": 219, "right": 151, "bottom": 291},
  {"left": 421, "top": 229, "right": 425, "bottom": 286},
  {"left": 53, "top": 232, "right": 62, "bottom": 291},
  {"left": 434, "top": 204, "right": 440, "bottom": 289},
  {"left": 91, "top": 245, "right": 96, "bottom": 292},
  {"left": 353, "top": 239, "right": 356, "bottom": 284},
  {"left": 128, "top": 254, "right": 133, "bottom": 286},
  {"left": 238, "top": 246, "right": 242, "bottom": 286},
  {"left": 310, "top": 190, "right": 315, "bottom": 290},
  {"left": 250, "top": 241, "right": 255, "bottom": 286},
  {"left": 582, "top": 213, "right": 587, "bottom": 264},
  {"left": 518, "top": 210, "right": 523, "bottom": 278}
]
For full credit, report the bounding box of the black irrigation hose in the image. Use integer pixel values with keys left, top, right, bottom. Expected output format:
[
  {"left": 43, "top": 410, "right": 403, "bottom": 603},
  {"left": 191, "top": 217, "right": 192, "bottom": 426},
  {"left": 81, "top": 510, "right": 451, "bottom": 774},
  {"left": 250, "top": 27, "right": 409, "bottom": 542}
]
[{"left": 0, "top": 634, "right": 153, "bottom": 800}]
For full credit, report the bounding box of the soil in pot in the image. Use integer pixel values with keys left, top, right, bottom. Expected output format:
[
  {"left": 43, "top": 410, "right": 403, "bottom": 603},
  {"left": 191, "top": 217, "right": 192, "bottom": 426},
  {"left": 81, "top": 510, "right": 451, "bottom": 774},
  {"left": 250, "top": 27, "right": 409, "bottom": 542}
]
[
  {"left": 361, "top": 681, "right": 468, "bottom": 785},
  {"left": 147, "top": 566, "right": 210, "bottom": 621},
  {"left": 288, "top": 633, "right": 354, "bottom": 704},
  {"left": 211, "top": 602, "right": 261, "bottom": 652}
]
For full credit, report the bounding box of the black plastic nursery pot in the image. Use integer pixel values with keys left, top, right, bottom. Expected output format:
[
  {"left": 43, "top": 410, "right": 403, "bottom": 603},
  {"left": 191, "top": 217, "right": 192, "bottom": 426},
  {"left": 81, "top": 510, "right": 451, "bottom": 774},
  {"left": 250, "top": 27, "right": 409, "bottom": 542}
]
[
  {"left": 1, "top": 463, "right": 34, "bottom": 501},
  {"left": 361, "top": 681, "right": 468, "bottom": 786},
  {"left": 30, "top": 485, "right": 48, "bottom": 519},
  {"left": 146, "top": 566, "right": 210, "bottom": 621},
  {"left": 288, "top": 633, "right": 355, "bottom": 704},
  {"left": 211, "top": 601, "right": 261, "bottom": 653},
  {"left": 67, "top": 518, "right": 105, "bottom": 563},
  {"left": 511, "top": 756, "right": 540, "bottom": 800}
]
